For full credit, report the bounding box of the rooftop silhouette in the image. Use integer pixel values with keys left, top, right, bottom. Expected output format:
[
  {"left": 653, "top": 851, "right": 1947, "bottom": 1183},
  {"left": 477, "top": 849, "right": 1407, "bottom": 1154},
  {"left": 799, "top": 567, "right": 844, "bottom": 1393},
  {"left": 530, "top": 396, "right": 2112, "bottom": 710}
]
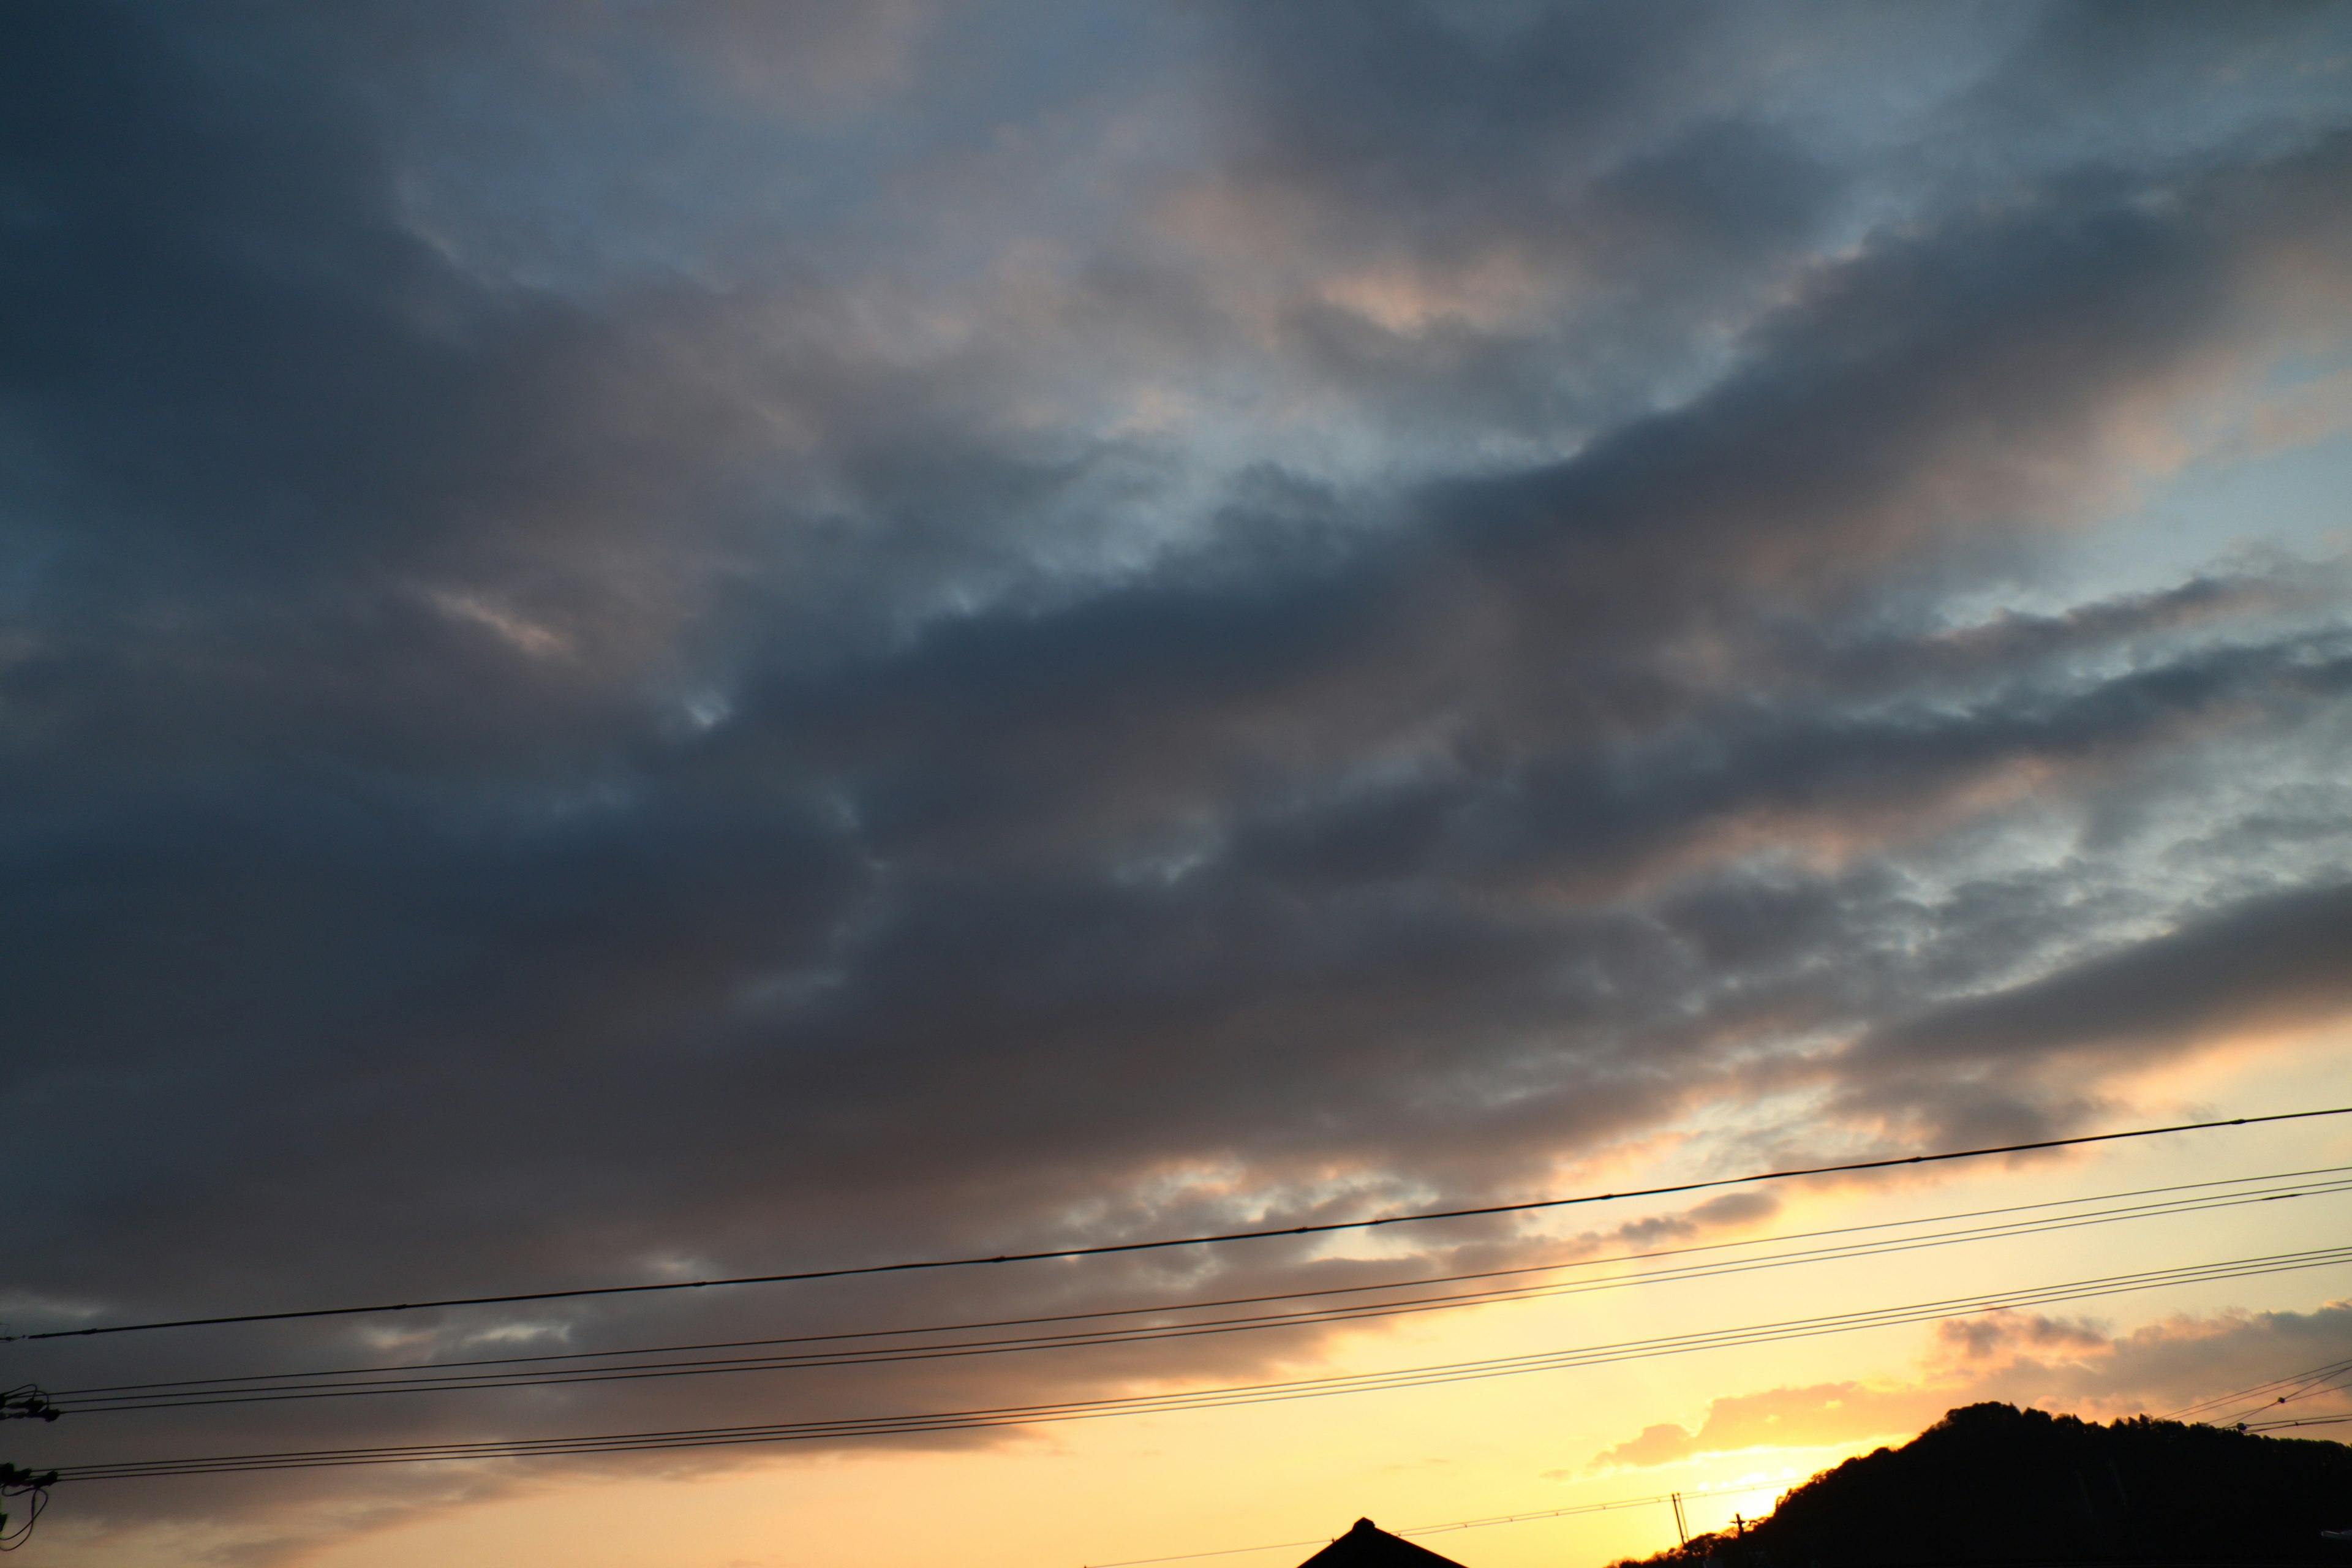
[{"left": 1298, "top": 1517, "right": 1471, "bottom": 1567}]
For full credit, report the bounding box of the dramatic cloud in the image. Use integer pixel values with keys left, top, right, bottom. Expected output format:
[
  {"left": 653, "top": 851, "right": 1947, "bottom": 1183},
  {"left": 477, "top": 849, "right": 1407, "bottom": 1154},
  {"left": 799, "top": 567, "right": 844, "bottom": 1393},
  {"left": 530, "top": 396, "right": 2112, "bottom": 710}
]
[
  {"left": 1586, "top": 1300, "right": 2352, "bottom": 1472},
  {"left": 4, "top": 2, "right": 2350, "bottom": 1559}
]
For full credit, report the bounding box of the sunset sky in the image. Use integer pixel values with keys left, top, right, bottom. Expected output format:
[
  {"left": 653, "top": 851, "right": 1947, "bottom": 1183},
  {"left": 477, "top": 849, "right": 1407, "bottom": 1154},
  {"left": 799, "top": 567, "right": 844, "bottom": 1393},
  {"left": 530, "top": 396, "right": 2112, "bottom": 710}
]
[{"left": 6, "top": 4, "right": 2352, "bottom": 1566}]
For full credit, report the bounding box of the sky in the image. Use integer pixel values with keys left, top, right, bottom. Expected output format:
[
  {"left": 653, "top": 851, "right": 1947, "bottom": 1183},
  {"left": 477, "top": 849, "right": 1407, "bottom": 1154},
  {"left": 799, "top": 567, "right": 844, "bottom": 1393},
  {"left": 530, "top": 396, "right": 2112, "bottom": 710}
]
[{"left": 4, "top": 2, "right": 2352, "bottom": 1565}]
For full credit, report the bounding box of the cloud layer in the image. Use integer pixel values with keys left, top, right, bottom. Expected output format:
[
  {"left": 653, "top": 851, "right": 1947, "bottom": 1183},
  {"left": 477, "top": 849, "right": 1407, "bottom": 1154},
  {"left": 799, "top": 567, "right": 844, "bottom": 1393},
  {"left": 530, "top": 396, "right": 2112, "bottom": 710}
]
[
  {"left": 1587, "top": 1299, "right": 2352, "bottom": 1472},
  {"left": 6, "top": 1, "right": 2351, "bottom": 1556}
]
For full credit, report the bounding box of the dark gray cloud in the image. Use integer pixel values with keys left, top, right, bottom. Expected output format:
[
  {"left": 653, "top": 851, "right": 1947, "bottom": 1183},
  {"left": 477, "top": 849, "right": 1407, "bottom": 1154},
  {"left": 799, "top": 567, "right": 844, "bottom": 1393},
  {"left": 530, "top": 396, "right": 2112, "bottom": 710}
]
[
  {"left": 4, "top": 1, "right": 2351, "bottom": 1554},
  {"left": 1860, "top": 880, "right": 2352, "bottom": 1071}
]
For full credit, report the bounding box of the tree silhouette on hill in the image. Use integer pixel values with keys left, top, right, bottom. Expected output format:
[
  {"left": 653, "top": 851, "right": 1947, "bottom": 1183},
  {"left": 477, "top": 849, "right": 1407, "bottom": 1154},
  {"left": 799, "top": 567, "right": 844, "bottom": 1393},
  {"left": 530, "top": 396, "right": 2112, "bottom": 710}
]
[{"left": 1611, "top": 1403, "right": 2352, "bottom": 1567}]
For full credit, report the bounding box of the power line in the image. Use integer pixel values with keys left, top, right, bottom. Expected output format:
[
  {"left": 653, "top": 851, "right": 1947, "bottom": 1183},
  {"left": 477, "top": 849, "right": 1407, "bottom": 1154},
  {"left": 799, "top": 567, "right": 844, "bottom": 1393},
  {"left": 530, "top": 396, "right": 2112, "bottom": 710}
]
[
  {"left": 2201, "top": 1363, "right": 2352, "bottom": 1431},
  {"left": 2239, "top": 1414, "right": 2352, "bottom": 1432},
  {"left": 44, "top": 1243, "right": 2352, "bottom": 1481},
  {"left": 79, "top": 1159, "right": 2339, "bottom": 1398},
  {"left": 2209, "top": 1374, "right": 2352, "bottom": 1430},
  {"left": 18, "top": 1106, "right": 2347, "bottom": 1344},
  {"left": 48, "top": 1170, "right": 2352, "bottom": 1415},
  {"left": 55, "top": 1246, "right": 2352, "bottom": 1479},
  {"left": 2165, "top": 1351, "right": 2352, "bottom": 1424}
]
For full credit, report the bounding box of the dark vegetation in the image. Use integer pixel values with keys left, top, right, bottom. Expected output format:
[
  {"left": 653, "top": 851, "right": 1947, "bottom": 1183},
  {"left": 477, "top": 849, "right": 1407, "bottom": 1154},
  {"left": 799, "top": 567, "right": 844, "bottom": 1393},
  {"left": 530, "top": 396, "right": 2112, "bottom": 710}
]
[{"left": 1612, "top": 1404, "right": 2352, "bottom": 1568}]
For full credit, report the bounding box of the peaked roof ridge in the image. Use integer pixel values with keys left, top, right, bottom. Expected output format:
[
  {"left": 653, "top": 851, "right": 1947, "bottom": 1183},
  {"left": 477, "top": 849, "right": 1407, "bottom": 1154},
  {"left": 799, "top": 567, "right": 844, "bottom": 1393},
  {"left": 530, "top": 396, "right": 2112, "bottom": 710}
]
[{"left": 1295, "top": 1516, "right": 1471, "bottom": 1567}]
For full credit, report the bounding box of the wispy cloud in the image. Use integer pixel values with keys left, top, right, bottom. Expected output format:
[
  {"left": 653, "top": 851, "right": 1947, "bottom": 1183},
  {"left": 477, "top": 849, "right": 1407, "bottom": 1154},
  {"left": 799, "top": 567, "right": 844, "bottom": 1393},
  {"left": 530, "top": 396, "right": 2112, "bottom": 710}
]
[{"left": 1585, "top": 1301, "right": 2352, "bottom": 1472}]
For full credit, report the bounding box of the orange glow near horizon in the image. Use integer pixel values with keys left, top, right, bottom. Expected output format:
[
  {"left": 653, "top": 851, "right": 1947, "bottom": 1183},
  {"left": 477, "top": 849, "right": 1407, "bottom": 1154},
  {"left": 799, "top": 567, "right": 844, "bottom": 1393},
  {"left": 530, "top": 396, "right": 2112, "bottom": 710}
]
[{"left": 40, "top": 1030, "right": 2350, "bottom": 1568}]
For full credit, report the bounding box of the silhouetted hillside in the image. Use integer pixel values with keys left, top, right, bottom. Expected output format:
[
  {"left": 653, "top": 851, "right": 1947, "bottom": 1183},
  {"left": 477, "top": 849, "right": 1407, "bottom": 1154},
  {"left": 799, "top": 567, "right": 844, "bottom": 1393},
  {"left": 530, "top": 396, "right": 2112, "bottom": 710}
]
[{"left": 1613, "top": 1403, "right": 2352, "bottom": 1568}]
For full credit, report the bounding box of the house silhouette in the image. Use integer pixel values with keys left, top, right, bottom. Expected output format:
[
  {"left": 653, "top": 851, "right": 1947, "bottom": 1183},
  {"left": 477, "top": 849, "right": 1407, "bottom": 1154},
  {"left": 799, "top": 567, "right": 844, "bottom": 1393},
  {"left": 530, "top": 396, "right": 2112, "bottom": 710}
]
[{"left": 1296, "top": 1518, "right": 1468, "bottom": 1566}]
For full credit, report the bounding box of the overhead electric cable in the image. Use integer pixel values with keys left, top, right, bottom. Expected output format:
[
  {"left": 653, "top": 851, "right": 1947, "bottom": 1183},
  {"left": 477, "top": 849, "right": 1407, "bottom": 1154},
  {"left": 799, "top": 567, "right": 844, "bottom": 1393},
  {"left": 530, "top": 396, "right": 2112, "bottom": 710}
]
[
  {"left": 53, "top": 1246, "right": 2352, "bottom": 1480},
  {"left": 2165, "top": 1350, "right": 2352, "bottom": 1423},
  {"left": 2202, "top": 1365, "right": 2352, "bottom": 1430},
  {"left": 78, "top": 1161, "right": 2346, "bottom": 1397},
  {"left": 49, "top": 1170, "right": 2352, "bottom": 1415},
  {"left": 43, "top": 1243, "right": 2352, "bottom": 1481},
  {"left": 2209, "top": 1378, "right": 2352, "bottom": 1428},
  {"left": 18, "top": 1106, "right": 2348, "bottom": 1343}
]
